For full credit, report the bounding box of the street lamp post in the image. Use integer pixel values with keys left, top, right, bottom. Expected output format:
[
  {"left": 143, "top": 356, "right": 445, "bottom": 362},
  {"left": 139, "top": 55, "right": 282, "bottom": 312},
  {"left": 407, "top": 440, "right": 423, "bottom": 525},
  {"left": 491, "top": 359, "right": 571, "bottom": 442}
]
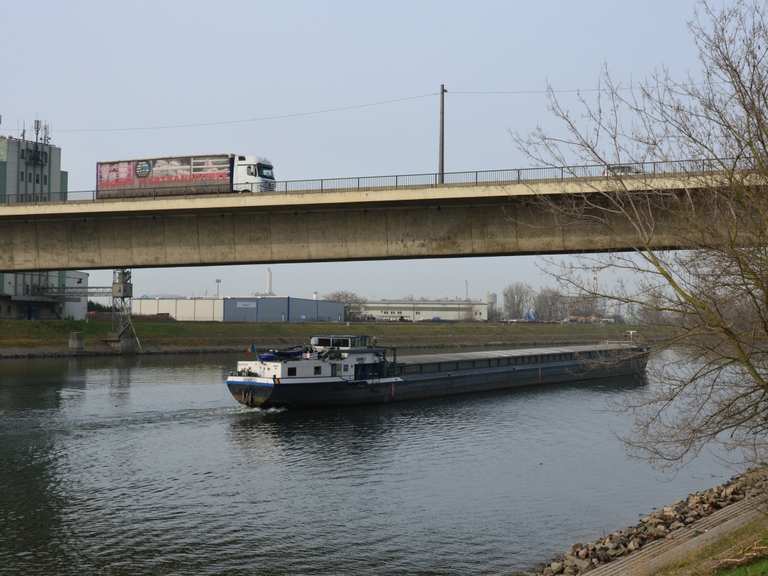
[{"left": 438, "top": 84, "right": 447, "bottom": 184}]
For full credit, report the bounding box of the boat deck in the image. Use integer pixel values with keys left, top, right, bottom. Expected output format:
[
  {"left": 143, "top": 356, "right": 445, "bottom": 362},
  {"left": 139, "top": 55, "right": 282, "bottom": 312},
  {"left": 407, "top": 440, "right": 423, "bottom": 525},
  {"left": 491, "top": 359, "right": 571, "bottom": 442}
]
[{"left": 398, "top": 343, "right": 638, "bottom": 365}]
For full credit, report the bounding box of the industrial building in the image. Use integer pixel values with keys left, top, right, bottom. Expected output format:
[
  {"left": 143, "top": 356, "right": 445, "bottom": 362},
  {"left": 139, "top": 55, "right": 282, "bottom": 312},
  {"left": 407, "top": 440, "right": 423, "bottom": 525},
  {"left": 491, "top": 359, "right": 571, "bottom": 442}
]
[
  {"left": 0, "top": 133, "right": 67, "bottom": 203},
  {"left": 357, "top": 299, "right": 488, "bottom": 322},
  {"left": 133, "top": 296, "right": 345, "bottom": 323},
  {"left": 0, "top": 133, "right": 87, "bottom": 320}
]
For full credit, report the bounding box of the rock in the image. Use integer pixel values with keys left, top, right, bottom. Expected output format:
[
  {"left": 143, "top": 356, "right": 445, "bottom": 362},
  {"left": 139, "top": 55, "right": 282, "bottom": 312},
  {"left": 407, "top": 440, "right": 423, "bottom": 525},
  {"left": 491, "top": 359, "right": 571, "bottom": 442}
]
[
  {"left": 607, "top": 545, "right": 626, "bottom": 558},
  {"left": 577, "top": 547, "right": 589, "bottom": 560},
  {"left": 563, "top": 567, "right": 578, "bottom": 576},
  {"left": 550, "top": 561, "right": 563, "bottom": 575},
  {"left": 669, "top": 521, "right": 684, "bottom": 531},
  {"left": 572, "top": 558, "right": 592, "bottom": 572}
]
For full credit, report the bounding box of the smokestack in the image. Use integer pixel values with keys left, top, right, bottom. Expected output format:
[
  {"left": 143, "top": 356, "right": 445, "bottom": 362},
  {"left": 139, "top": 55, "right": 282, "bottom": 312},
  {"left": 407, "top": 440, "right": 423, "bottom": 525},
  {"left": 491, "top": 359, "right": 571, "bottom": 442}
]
[
  {"left": 267, "top": 267, "right": 273, "bottom": 295},
  {"left": 313, "top": 291, "right": 318, "bottom": 300}
]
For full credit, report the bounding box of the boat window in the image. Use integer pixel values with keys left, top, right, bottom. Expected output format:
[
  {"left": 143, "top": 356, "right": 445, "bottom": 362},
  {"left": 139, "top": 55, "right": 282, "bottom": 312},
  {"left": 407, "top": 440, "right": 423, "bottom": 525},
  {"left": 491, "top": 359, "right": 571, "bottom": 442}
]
[
  {"left": 458, "top": 361, "right": 474, "bottom": 370},
  {"left": 343, "top": 364, "right": 349, "bottom": 371},
  {"left": 421, "top": 363, "right": 439, "bottom": 374},
  {"left": 476, "top": 359, "right": 489, "bottom": 368},
  {"left": 314, "top": 366, "right": 322, "bottom": 375},
  {"left": 287, "top": 367, "right": 297, "bottom": 376},
  {"left": 332, "top": 338, "right": 350, "bottom": 348},
  {"left": 404, "top": 365, "right": 421, "bottom": 375}
]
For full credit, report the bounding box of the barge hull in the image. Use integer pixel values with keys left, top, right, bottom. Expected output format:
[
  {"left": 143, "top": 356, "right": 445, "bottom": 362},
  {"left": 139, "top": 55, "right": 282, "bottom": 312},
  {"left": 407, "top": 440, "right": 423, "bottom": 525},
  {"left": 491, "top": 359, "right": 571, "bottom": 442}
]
[{"left": 228, "top": 355, "right": 646, "bottom": 408}]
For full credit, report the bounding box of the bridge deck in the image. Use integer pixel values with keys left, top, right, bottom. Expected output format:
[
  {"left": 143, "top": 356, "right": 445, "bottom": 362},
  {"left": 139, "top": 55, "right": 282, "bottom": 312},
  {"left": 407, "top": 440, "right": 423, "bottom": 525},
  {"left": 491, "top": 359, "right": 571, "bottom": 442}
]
[{"left": 0, "top": 175, "right": 705, "bottom": 219}]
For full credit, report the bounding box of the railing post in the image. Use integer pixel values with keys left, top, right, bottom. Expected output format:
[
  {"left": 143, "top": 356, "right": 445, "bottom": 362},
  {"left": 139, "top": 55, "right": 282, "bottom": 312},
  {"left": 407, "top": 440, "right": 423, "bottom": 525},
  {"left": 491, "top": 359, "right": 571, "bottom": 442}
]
[
  {"left": 357, "top": 177, "right": 360, "bottom": 191},
  {"left": 395, "top": 175, "right": 398, "bottom": 188},
  {"left": 321, "top": 179, "right": 324, "bottom": 192},
  {"left": 475, "top": 171, "right": 478, "bottom": 186}
]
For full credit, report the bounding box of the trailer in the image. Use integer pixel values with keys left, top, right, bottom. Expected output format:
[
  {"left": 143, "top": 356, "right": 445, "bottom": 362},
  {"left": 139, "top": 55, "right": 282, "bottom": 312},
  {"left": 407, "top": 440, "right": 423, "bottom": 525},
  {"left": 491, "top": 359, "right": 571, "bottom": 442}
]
[{"left": 95, "top": 153, "right": 275, "bottom": 199}]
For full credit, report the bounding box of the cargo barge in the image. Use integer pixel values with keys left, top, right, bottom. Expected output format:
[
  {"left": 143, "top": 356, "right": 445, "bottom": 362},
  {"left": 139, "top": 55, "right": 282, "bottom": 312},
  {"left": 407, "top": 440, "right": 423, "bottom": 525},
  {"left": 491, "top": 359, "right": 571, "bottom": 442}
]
[{"left": 225, "top": 335, "right": 649, "bottom": 408}]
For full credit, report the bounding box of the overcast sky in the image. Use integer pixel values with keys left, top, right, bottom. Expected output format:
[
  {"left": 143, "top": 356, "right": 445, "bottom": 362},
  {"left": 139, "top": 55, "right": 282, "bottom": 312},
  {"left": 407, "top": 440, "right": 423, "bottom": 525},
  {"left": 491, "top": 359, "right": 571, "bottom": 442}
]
[{"left": 0, "top": 0, "right": 701, "bottom": 300}]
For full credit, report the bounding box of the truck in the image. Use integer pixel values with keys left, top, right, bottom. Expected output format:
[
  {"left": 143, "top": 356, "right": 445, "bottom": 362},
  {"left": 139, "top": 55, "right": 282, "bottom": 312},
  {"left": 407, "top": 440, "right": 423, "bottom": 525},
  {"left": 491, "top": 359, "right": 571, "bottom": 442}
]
[{"left": 95, "top": 154, "right": 275, "bottom": 199}]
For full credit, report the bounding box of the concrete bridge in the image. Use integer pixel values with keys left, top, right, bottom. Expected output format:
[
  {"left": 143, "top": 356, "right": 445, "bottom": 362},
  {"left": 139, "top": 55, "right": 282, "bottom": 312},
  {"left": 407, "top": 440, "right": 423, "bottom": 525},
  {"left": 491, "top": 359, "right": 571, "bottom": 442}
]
[{"left": 0, "top": 163, "right": 723, "bottom": 272}]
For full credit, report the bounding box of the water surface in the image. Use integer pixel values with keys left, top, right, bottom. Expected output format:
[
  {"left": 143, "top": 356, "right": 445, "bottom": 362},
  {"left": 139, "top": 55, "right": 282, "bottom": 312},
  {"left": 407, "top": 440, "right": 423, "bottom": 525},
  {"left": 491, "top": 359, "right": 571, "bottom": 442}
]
[{"left": 0, "top": 353, "right": 732, "bottom": 574}]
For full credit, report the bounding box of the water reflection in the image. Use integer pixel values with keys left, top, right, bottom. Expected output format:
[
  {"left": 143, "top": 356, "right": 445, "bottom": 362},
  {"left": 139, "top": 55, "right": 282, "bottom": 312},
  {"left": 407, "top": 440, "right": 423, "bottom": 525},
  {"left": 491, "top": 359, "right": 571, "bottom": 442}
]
[{"left": 227, "top": 374, "right": 648, "bottom": 457}]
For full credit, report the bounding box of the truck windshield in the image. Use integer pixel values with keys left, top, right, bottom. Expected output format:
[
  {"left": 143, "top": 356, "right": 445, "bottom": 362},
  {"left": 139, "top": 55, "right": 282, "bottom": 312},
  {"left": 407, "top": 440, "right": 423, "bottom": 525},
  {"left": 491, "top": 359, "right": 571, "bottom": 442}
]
[{"left": 257, "top": 164, "right": 274, "bottom": 179}]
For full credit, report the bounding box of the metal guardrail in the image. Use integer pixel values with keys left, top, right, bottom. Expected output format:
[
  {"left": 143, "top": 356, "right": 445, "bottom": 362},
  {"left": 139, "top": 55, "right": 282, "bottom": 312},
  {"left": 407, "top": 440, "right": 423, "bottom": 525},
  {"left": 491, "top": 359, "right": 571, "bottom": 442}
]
[{"left": 0, "top": 158, "right": 745, "bottom": 206}]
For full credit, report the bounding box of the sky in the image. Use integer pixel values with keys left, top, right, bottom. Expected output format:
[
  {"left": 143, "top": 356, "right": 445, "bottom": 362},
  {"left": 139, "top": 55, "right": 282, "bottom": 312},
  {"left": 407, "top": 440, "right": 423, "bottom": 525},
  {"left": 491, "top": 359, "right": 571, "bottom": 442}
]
[{"left": 0, "top": 0, "right": 703, "bottom": 301}]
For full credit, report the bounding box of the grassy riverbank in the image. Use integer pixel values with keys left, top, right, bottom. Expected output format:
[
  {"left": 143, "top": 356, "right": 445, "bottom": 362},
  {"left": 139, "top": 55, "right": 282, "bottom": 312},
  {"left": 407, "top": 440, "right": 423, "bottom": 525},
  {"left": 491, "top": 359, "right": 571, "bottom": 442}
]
[
  {"left": 0, "top": 319, "right": 638, "bottom": 353},
  {"left": 657, "top": 514, "right": 768, "bottom": 576}
]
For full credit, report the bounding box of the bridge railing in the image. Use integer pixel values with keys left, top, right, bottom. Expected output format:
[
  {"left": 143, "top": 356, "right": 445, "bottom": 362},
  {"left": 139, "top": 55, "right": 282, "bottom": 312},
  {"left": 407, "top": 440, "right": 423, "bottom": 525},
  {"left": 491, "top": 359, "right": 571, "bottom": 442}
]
[{"left": 0, "top": 157, "right": 746, "bottom": 206}]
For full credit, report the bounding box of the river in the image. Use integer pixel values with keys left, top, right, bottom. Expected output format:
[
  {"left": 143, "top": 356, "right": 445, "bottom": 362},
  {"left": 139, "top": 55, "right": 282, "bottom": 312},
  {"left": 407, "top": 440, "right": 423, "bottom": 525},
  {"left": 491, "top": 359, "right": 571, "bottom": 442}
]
[{"left": 0, "top": 353, "right": 733, "bottom": 575}]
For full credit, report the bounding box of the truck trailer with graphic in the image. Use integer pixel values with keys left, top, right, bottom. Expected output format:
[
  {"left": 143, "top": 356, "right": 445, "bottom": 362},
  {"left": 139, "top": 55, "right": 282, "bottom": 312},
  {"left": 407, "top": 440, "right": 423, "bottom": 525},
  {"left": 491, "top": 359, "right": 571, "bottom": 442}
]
[{"left": 96, "top": 154, "right": 275, "bottom": 199}]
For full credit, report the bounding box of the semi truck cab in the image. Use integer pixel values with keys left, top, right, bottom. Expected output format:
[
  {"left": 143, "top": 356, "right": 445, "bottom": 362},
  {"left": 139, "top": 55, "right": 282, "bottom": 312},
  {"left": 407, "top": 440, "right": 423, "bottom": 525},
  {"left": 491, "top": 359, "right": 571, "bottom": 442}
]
[{"left": 233, "top": 155, "right": 276, "bottom": 192}]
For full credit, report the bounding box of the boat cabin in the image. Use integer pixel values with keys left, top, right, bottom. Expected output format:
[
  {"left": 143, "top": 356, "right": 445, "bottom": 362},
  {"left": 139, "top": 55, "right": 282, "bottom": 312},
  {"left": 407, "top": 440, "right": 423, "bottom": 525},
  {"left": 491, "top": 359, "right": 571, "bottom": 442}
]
[{"left": 236, "top": 335, "right": 387, "bottom": 381}]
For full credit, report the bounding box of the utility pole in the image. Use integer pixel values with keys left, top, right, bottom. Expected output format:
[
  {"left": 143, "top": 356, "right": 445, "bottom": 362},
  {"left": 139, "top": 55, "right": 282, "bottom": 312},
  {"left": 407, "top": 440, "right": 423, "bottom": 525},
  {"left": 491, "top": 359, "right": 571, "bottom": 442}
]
[{"left": 438, "top": 84, "right": 447, "bottom": 184}]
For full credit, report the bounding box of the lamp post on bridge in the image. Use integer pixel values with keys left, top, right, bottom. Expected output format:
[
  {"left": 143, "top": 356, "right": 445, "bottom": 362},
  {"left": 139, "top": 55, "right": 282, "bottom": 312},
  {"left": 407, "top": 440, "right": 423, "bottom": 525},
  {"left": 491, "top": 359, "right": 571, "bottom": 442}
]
[{"left": 438, "top": 84, "right": 447, "bottom": 185}]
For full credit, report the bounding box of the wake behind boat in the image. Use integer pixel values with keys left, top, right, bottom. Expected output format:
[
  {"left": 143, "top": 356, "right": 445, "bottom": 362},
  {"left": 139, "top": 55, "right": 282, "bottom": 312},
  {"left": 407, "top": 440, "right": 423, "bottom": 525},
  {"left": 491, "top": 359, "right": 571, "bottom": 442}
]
[{"left": 225, "top": 335, "right": 649, "bottom": 408}]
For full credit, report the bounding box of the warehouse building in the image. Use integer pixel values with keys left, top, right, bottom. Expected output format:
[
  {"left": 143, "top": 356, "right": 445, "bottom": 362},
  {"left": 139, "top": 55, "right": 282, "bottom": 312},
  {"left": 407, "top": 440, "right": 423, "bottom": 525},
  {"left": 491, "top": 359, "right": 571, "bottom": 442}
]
[
  {"left": 358, "top": 299, "right": 488, "bottom": 322},
  {"left": 133, "top": 296, "right": 345, "bottom": 323},
  {"left": 0, "top": 134, "right": 87, "bottom": 319}
]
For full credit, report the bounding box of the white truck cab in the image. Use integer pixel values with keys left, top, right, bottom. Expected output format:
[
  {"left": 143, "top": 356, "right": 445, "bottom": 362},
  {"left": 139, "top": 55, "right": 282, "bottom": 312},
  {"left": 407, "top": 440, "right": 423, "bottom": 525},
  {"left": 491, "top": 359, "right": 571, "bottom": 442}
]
[{"left": 233, "top": 155, "right": 276, "bottom": 192}]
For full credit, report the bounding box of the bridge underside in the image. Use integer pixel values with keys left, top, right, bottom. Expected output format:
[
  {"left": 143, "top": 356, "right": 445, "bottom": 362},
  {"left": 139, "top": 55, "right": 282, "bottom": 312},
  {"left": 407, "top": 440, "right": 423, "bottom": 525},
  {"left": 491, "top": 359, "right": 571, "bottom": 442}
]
[{"left": 0, "top": 194, "right": 681, "bottom": 272}]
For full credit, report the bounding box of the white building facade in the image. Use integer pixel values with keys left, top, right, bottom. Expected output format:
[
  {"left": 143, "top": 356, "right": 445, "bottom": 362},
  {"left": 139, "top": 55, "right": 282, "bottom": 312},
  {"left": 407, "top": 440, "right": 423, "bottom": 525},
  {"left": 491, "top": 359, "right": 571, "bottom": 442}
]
[{"left": 358, "top": 299, "right": 488, "bottom": 322}]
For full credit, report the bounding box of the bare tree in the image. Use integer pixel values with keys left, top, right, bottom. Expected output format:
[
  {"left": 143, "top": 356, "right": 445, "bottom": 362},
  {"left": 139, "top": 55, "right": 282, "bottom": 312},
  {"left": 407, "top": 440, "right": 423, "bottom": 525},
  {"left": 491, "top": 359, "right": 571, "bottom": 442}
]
[
  {"left": 514, "top": 0, "right": 768, "bottom": 467},
  {"left": 534, "top": 287, "right": 566, "bottom": 322},
  {"left": 324, "top": 291, "right": 367, "bottom": 321},
  {"left": 503, "top": 282, "right": 534, "bottom": 319}
]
